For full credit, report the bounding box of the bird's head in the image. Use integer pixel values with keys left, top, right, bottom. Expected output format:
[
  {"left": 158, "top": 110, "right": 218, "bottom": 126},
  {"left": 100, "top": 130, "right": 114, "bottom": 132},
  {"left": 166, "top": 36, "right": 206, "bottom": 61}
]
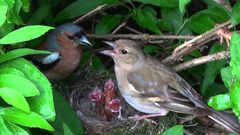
[
  {"left": 100, "top": 39, "right": 145, "bottom": 71},
  {"left": 49, "top": 23, "right": 92, "bottom": 48}
]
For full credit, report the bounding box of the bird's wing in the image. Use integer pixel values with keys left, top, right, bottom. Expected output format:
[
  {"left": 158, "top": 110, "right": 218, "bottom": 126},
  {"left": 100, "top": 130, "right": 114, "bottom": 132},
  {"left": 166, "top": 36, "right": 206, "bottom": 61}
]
[
  {"left": 127, "top": 60, "right": 199, "bottom": 113},
  {"left": 32, "top": 32, "right": 62, "bottom": 65},
  {"left": 30, "top": 42, "right": 61, "bottom": 70}
]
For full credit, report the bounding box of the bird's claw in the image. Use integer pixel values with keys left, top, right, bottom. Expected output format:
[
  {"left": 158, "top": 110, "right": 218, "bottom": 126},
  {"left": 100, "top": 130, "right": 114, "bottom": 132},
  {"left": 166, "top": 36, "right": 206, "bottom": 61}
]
[{"left": 128, "top": 114, "right": 157, "bottom": 125}]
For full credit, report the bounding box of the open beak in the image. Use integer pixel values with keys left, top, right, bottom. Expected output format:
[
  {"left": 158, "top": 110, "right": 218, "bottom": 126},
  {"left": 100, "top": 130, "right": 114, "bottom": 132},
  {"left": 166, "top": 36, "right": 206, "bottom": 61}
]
[
  {"left": 99, "top": 41, "right": 116, "bottom": 56},
  {"left": 79, "top": 36, "right": 92, "bottom": 46}
]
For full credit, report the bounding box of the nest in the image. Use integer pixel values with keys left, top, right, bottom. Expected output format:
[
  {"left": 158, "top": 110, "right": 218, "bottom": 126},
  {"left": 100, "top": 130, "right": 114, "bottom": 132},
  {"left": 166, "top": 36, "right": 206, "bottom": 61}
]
[{"left": 56, "top": 67, "right": 228, "bottom": 135}]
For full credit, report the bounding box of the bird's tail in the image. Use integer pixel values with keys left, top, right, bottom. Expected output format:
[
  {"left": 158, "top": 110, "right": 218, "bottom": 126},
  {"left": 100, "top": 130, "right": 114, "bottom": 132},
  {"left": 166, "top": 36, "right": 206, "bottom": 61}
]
[{"left": 208, "top": 109, "right": 240, "bottom": 134}]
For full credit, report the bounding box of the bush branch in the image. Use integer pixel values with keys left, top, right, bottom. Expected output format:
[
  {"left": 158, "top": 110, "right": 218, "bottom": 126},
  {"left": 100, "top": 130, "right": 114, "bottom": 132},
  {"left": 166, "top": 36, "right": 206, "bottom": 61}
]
[
  {"left": 174, "top": 51, "right": 230, "bottom": 71},
  {"left": 162, "top": 21, "right": 233, "bottom": 65},
  {"left": 87, "top": 34, "right": 195, "bottom": 40},
  {"left": 73, "top": 4, "right": 108, "bottom": 24}
]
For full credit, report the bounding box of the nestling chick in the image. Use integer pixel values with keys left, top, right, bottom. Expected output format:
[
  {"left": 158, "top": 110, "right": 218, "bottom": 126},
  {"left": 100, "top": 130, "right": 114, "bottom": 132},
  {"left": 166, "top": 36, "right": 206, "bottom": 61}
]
[
  {"left": 32, "top": 23, "right": 91, "bottom": 80},
  {"left": 100, "top": 39, "right": 240, "bottom": 134}
]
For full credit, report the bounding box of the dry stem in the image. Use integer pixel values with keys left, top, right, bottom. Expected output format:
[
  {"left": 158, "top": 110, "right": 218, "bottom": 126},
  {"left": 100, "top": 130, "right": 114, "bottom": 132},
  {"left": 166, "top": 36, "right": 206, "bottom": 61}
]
[
  {"left": 88, "top": 34, "right": 195, "bottom": 40},
  {"left": 162, "top": 21, "right": 233, "bottom": 65},
  {"left": 174, "top": 51, "right": 230, "bottom": 71},
  {"left": 73, "top": 4, "right": 108, "bottom": 24}
]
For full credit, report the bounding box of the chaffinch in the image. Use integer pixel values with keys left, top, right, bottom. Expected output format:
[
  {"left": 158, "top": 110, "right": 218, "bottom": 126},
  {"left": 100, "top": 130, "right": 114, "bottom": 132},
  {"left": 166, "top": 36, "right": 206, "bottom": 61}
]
[
  {"left": 32, "top": 23, "right": 91, "bottom": 80},
  {"left": 100, "top": 39, "right": 239, "bottom": 134}
]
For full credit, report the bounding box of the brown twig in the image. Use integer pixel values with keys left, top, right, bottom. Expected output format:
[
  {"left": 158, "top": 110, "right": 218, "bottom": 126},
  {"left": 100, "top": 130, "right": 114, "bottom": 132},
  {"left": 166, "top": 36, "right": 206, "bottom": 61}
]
[
  {"left": 111, "top": 22, "right": 127, "bottom": 34},
  {"left": 73, "top": 4, "right": 108, "bottom": 24},
  {"left": 87, "top": 34, "right": 195, "bottom": 40},
  {"left": 162, "top": 21, "right": 233, "bottom": 65},
  {"left": 124, "top": 26, "right": 143, "bottom": 34},
  {"left": 174, "top": 51, "right": 230, "bottom": 71}
]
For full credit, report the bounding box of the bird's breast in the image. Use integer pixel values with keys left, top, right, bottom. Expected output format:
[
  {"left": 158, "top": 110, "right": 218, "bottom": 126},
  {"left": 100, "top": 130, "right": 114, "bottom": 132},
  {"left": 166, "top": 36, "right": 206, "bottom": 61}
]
[{"left": 44, "top": 46, "right": 82, "bottom": 80}]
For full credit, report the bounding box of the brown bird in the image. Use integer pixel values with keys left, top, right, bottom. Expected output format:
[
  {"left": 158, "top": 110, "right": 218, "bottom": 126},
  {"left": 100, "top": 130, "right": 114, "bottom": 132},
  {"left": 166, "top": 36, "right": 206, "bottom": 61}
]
[
  {"left": 100, "top": 39, "right": 239, "bottom": 134},
  {"left": 32, "top": 23, "right": 91, "bottom": 80}
]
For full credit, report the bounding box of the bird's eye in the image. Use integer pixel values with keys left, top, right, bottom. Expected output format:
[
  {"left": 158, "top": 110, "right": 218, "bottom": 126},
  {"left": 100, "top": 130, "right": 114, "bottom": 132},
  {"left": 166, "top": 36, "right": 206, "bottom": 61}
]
[
  {"left": 67, "top": 35, "right": 74, "bottom": 40},
  {"left": 121, "top": 49, "right": 128, "bottom": 54},
  {"left": 63, "top": 32, "right": 74, "bottom": 40}
]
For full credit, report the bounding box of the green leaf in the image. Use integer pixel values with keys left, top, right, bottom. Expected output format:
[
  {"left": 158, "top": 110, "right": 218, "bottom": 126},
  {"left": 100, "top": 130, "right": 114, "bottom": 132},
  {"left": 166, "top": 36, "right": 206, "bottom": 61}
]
[
  {"left": 52, "top": 90, "right": 83, "bottom": 135},
  {"left": 162, "top": 125, "right": 184, "bottom": 135},
  {"left": 208, "top": 93, "right": 232, "bottom": 110},
  {"left": 207, "top": 6, "right": 230, "bottom": 23},
  {"left": 190, "top": 15, "right": 215, "bottom": 34},
  {"left": 95, "top": 14, "right": 123, "bottom": 35},
  {"left": 21, "top": 0, "right": 30, "bottom": 12},
  {"left": 0, "top": 116, "right": 9, "bottom": 135},
  {"left": 0, "top": 25, "right": 54, "bottom": 44},
  {"left": 92, "top": 55, "right": 105, "bottom": 70},
  {"left": 179, "top": 0, "right": 191, "bottom": 14},
  {"left": 55, "top": 0, "right": 120, "bottom": 22},
  {"left": 138, "top": 0, "right": 178, "bottom": 7},
  {"left": 1, "top": 0, "right": 24, "bottom": 25},
  {"left": 0, "top": 107, "right": 54, "bottom": 131},
  {"left": 62, "top": 122, "right": 74, "bottom": 135},
  {"left": 207, "top": 83, "right": 228, "bottom": 97},
  {"left": 0, "top": 74, "right": 39, "bottom": 97},
  {"left": 0, "top": 116, "right": 29, "bottom": 135},
  {"left": 0, "top": 22, "right": 15, "bottom": 37},
  {"left": 0, "top": 5, "right": 8, "bottom": 27},
  {"left": 187, "top": 6, "right": 230, "bottom": 33},
  {"left": 230, "top": 32, "right": 240, "bottom": 81},
  {"left": 0, "top": 48, "right": 50, "bottom": 63},
  {"left": 230, "top": 81, "right": 240, "bottom": 121},
  {"left": 12, "top": 0, "right": 24, "bottom": 24},
  {"left": 201, "top": 43, "right": 226, "bottom": 96},
  {"left": 80, "top": 51, "right": 91, "bottom": 66},
  {"left": 143, "top": 45, "right": 159, "bottom": 54},
  {"left": 132, "top": 7, "right": 161, "bottom": 34},
  {"left": 0, "top": 67, "right": 25, "bottom": 77},
  {"left": 161, "top": 8, "right": 183, "bottom": 34},
  {"left": 221, "top": 66, "right": 233, "bottom": 89},
  {"left": 231, "top": 0, "right": 240, "bottom": 26},
  {"left": 2, "top": 58, "right": 55, "bottom": 121},
  {"left": 1, "top": 117, "right": 30, "bottom": 135},
  {"left": 0, "top": 87, "right": 30, "bottom": 113},
  {"left": 201, "top": 0, "right": 219, "bottom": 6},
  {"left": 157, "top": 19, "right": 173, "bottom": 32},
  {"left": 27, "top": 5, "right": 51, "bottom": 24}
]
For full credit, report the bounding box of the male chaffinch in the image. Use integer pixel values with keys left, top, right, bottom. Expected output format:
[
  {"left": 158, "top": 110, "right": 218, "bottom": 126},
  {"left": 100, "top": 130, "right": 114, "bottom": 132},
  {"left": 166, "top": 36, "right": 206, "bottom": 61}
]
[
  {"left": 100, "top": 39, "right": 239, "bottom": 134},
  {"left": 32, "top": 23, "right": 91, "bottom": 80}
]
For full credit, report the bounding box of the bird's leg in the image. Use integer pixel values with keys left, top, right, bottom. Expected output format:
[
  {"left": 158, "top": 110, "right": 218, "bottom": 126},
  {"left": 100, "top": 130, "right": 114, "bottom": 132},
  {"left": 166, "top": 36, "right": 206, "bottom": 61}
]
[
  {"left": 129, "top": 114, "right": 161, "bottom": 129},
  {"left": 128, "top": 114, "right": 163, "bottom": 125},
  {"left": 117, "top": 107, "right": 125, "bottom": 120}
]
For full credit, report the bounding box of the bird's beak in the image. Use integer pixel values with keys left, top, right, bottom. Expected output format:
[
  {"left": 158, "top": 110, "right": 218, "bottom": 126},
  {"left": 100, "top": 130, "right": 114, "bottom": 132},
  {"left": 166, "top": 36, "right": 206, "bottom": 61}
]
[
  {"left": 99, "top": 41, "right": 116, "bottom": 56},
  {"left": 79, "top": 36, "right": 92, "bottom": 46},
  {"left": 102, "top": 41, "right": 115, "bottom": 48}
]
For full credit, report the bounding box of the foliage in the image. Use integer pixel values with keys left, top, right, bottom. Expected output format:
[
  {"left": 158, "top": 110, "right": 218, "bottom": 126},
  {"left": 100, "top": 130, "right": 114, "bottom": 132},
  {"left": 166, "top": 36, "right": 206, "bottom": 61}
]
[
  {"left": 0, "top": 0, "right": 240, "bottom": 134},
  {"left": 0, "top": 0, "right": 55, "bottom": 134},
  {"left": 51, "top": 90, "right": 84, "bottom": 135},
  {"left": 208, "top": 32, "right": 240, "bottom": 121},
  {"left": 162, "top": 125, "right": 184, "bottom": 135}
]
